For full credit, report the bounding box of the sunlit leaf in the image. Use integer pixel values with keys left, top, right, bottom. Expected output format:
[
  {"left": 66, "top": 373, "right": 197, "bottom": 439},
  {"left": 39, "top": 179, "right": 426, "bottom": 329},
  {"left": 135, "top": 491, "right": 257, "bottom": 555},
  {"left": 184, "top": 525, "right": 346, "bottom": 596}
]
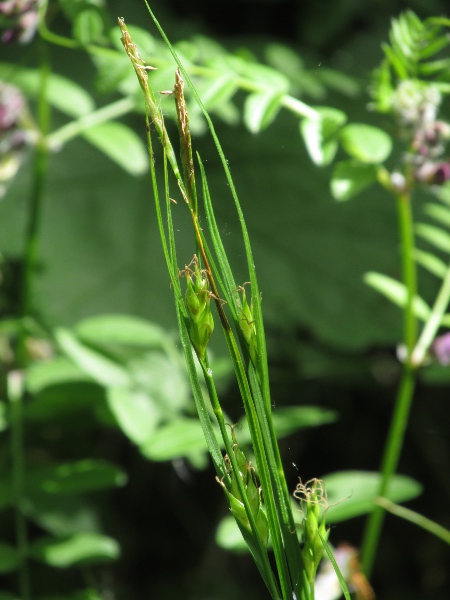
[
  {"left": 107, "top": 386, "right": 160, "bottom": 444},
  {"left": 301, "top": 107, "right": 347, "bottom": 166},
  {"left": 414, "top": 249, "right": 447, "bottom": 278},
  {"left": 139, "top": 418, "right": 211, "bottom": 461},
  {"left": 82, "top": 122, "right": 148, "bottom": 175},
  {"left": 324, "top": 470, "right": 423, "bottom": 523},
  {"left": 424, "top": 203, "right": 450, "bottom": 228},
  {"left": 340, "top": 124, "right": 392, "bottom": 164},
  {"left": 243, "top": 91, "right": 284, "bottom": 134},
  {"left": 55, "top": 328, "right": 131, "bottom": 388},
  {"left": 331, "top": 160, "right": 378, "bottom": 200},
  {"left": 416, "top": 223, "right": 450, "bottom": 253},
  {"left": 30, "top": 533, "right": 120, "bottom": 567},
  {"left": 364, "top": 272, "right": 431, "bottom": 321},
  {"left": 75, "top": 314, "right": 168, "bottom": 348}
]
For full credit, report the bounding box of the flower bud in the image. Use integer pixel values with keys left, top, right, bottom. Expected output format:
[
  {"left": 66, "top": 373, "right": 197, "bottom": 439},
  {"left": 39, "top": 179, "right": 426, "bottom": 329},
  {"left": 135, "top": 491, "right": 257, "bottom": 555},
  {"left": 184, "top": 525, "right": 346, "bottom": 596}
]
[
  {"left": 216, "top": 430, "right": 269, "bottom": 547},
  {"left": 184, "top": 257, "right": 214, "bottom": 360},
  {"left": 236, "top": 286, "right": 258, "bottom": 365}
]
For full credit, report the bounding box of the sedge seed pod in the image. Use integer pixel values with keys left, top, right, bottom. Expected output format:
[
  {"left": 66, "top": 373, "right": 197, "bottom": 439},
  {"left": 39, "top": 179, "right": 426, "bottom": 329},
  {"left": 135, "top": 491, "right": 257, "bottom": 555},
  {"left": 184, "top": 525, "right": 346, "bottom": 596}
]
[{"left": 185, "top": 260, "right": 214, "bottom": 360}]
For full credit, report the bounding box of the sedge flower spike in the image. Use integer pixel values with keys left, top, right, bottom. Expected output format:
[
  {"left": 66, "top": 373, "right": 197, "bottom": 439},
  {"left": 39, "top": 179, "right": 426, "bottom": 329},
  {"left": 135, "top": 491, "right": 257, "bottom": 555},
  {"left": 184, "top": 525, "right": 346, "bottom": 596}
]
[
  {"left": 184, "top": 256, "right": 214, "bottom": 361},
  {"left": 294, "top": 478, "right": 329, "bottom": 585}
]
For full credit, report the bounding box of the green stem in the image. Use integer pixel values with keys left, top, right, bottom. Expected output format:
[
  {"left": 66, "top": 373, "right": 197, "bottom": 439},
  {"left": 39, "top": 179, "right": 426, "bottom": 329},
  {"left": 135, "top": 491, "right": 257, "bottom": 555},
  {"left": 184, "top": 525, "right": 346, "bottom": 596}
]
[
  {"left": 361, "top": 191, "right": 418, "bottom": 576},
  {"left": 8, "top": 371, "right": 30, "bottom": 600},
  {"left": 46, "top": 97, "right": 136, "bottom": 149},
  {"left": 18, "top": 43, "right": 51, "bottom": 364}
]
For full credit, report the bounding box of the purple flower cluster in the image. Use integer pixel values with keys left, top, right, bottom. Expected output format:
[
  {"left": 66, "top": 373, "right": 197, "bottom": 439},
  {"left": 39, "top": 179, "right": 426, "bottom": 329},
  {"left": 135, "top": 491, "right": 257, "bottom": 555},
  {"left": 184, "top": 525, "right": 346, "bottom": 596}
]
[
  {"left": 0, "top": 0, "right": 39, "bottom": 44},
  {"left": 392, "top": 81, "right": 450, "bottom": 188},
  {"left": 0, "top": 83, "right": 29, "bottom": 195}
]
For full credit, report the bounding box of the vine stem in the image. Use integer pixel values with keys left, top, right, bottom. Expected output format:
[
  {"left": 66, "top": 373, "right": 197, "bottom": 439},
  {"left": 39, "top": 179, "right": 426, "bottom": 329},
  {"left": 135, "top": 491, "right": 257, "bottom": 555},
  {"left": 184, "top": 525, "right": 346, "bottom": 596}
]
[{"left": 361, "top": 191, "right": 418, "bottom": 576}]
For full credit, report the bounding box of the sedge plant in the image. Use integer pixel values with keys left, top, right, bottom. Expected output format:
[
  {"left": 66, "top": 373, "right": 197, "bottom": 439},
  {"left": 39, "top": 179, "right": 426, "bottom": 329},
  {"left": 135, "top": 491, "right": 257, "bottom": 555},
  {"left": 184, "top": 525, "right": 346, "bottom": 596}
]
[{"left": 118, "top": 12, "right": 346, "bottom": 600}]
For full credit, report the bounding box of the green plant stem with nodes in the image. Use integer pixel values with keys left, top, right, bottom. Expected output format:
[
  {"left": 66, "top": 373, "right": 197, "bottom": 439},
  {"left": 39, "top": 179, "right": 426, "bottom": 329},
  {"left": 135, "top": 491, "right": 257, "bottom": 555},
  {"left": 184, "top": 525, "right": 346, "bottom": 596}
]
[{"left": 362, "top": 190, "right": 418, "bottom": 576}]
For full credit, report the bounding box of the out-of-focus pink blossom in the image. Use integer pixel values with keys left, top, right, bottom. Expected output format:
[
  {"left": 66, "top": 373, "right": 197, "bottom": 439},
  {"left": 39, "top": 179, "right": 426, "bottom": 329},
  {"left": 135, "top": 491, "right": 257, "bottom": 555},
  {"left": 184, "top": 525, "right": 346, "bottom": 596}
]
[
  {"left": 432, "top": 332, "right": 450, "bottom": 366},
  {"left": 0, "top": 0, "right": 39, "bottom": 44}
]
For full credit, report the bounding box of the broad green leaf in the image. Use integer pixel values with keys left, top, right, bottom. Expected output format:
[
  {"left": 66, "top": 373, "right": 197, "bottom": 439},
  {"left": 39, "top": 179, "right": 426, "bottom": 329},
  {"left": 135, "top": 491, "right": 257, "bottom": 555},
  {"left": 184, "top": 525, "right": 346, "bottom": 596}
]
[
  {"left": 340, "top": 124, "right": 392, "bottom": 164},
  {"left": 82, "top": 122, "right": 148, "bottom": 176},
  {"left": 75, "top": 314, "right": 168, "bottom": 347},
  {"left": 324, "top": 471, "right": 423, "bottom": 523},
  {"left": 26, "top": 357, "right": 90, "bottom": 394},
  {"left": 26, "top": 460, "right": 127, "bottom": 496},
  {"left": 55, "top": 328, "right": 130, "bottom": 388},
  {"left": 73, "top": 9, "right": 105, "bottom": 46},
  {"left": 30, "top": 533, "right": 120, "bottom": 567},
  {"left": 243, "top": 91, "right": 284, "bottom": 134},
  {"left": 331, "top": 160, "right": 377, "bottom": 200},
  {"left": 215, "top": 515, "right": 248, "bottom": 553},
  {"left": 364, "top": 272, "right": 431, "bottom": 321},
  {"left": 424, "top": 203, "right": 450, "bottom": 228},
  {"left": 416, "top": 223, "right": 450, "bottom": 253},
  {"left": 24, "top": 494, "right": 101, "bottom": 537},
  {"left": 107, "top": 386, "right": 160, "bottom": 444},
  {"left": 301, "top": 107, "right": 347, "bottom": 166},
  {"left": 414, "top": 249, "right": 447, "bottom": 278},
  {"left": 0, "top": 543, "right": 21, "bottom": 573},
  {"left": 139, "top": 418, "right": 210, "bottom": 461},
  {"left": 0, "top": 63, "right": 95, "bottom": 117},
  {"left": 228, "top": 57, "right": 289, "bottom": 92}
]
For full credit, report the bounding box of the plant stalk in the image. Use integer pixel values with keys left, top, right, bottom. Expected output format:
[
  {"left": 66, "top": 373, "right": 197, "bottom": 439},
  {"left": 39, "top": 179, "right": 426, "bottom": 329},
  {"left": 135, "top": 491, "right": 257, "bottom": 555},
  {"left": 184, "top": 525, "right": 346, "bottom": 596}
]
[{"left": 361, "top": 191, "right": 418, "bottom": 576}]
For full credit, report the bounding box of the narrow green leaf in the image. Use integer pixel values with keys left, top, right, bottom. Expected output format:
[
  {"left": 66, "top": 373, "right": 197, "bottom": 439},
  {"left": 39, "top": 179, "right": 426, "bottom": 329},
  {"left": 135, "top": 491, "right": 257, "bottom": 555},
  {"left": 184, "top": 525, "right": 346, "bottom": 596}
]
[
  {"left": 300, "top": 107, "right": 347, "bottom": 166},
  {"left": 340, "top": 124, "right": 393, "bottom": 164},
  {"left": 418, "top": 34, "right": 450, "bottom": 60},
  {"left": 107, "top": 386, "right": 159, "bottom": 444},
  {"left": 416, "top": 223, "right": 450, "bottom": 254},
  {"left": 30, "top": 533, "right": 120, "bottom": 568},
  {"left": 324, "top": 471, "right": 422, "bottom": 523},
  {"left": 364, "top": 271, "right": 431, "bottom": 321},
  {"left": 26, "top": 460, "right": 127, "bottom": 496},
  {"left": 55, "top": 328, "right": 131, "bottom": 388},
  {"left": 75, "top": 314, "right": 167, "bottom": 348},
  {"left": 243, "top": 91, "right": 284, "bottom": 134},
  {"left": 330, "top": 160, "right": 377, "bottom": 201},
  {"left": 414, "top": 249, "right": 447, "bottom": 278},
  {"left": 82, "top": 121, "right": 148, "bottom": 175},
  {"left": 423, "top": 203, "right": 450, "bottom": 228},
  {"left": 0, "top": 543, "right": 21, "bottom": 574}
]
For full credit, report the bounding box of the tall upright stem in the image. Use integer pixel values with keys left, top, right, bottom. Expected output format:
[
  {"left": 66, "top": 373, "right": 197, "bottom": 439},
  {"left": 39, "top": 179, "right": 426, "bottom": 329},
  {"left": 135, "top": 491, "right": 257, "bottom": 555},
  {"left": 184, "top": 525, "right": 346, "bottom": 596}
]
[
  {"left": 18, "top": 43, "right": 50, "bottom": 362},
  {"left": 361, "top": 191, "right": 418, "bottom": 576}
]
